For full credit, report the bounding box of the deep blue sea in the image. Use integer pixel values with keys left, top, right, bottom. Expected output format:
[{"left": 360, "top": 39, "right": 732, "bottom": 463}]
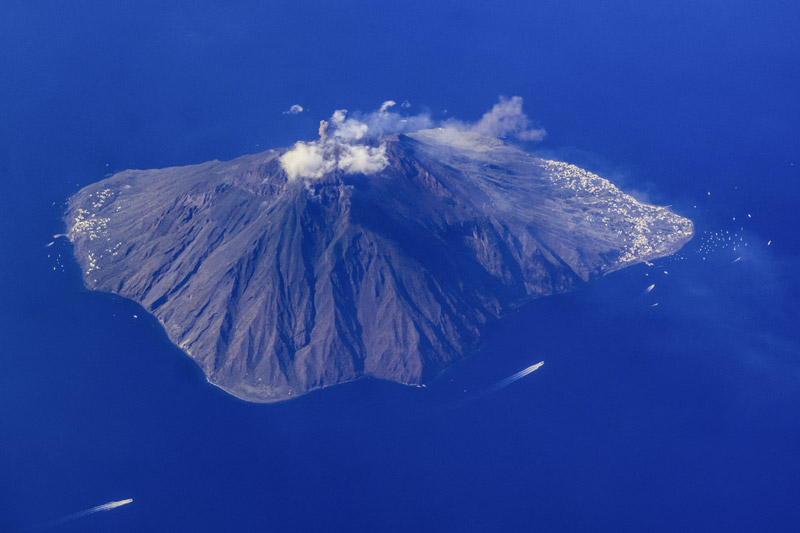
[{"left": 2, "top": 1, "right": 799, "bottom": 531}]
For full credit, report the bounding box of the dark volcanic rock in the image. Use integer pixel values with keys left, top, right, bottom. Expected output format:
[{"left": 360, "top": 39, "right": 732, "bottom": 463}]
[{"left": 65, "top": 130, "right": 693, "bottom": 402}]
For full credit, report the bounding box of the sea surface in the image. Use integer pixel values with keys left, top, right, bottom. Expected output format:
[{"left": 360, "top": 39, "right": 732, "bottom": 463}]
[{"left": 2, "top": 1, "right": 799, "bottom": 531}]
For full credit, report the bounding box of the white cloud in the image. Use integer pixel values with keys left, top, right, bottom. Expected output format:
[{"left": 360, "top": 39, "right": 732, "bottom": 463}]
[
  {"left": 280, "top": 138, "right": 389, "bottom": 181},
  {"left": 400, "top": 100, "right": 411, "bottom": 109},
  {"left": 279, "top": 141, "right": 334, "bottom": 180},
  {"left": 283, "top": 104, "right": 304, "bottom": 115},
  {"left": 278, "top": 96, "right": 546, "bottom": 180},
  {"left": 379, "top": 100, "right": 396, "bottom": 113},
  {"left": 279, "top": 107, "right": 391, "bottom": 180},
  {"left": 338, "top": 144, "right": 388, "bottom": 175},
  {"left": 329, "top": 109, "right": 371, "bottom": 141},
  {"left": 358, "top": 109, "right": 434, "bottom": 137}
]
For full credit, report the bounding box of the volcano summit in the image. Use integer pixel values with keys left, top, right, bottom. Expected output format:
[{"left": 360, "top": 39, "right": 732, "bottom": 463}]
[{"left": 66, "top": 111, "right": 692, "bottom": 402}]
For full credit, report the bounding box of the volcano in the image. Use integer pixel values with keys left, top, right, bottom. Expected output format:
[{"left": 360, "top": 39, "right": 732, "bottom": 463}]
[{"left": 65, "top": 129, "right": 693, "bottom": 402}]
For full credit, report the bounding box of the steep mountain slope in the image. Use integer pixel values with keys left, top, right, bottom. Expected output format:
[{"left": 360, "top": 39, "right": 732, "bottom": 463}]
[{"left": 65, "top": 130, "right": 693, "bottom": 402}]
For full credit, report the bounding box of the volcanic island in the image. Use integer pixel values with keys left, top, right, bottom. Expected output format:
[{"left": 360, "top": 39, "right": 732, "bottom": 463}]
[{"left": 66, "top": 127, "right": 692, "bottom": 402}]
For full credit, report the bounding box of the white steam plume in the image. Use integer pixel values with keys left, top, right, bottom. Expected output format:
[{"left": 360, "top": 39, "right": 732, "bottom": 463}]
[
  {"left": 446, "top": 96, "right": 546, "bottom": 141},
  {"left": 338, "top": 143, "right": 388, "bottom": 175},
  {"left": 279, "top": 141, "right": 334, "bottom": 180},
  {"left": 279, "top": 96, "right": 545, "bottom": 180}
]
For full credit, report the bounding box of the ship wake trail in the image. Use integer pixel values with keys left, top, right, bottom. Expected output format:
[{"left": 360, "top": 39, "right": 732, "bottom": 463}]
[
  {"left": 449, "top": 362, "right": 545, "bottom": 410},
  {"left": 25, "top": 499, "right": 133, "bottom": 531},
  {"left": 479, "top": 362, "right": 545, "bottom": 397},
  {"left": 628, "top": 283, "right": 656, "bottom": 307}
]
